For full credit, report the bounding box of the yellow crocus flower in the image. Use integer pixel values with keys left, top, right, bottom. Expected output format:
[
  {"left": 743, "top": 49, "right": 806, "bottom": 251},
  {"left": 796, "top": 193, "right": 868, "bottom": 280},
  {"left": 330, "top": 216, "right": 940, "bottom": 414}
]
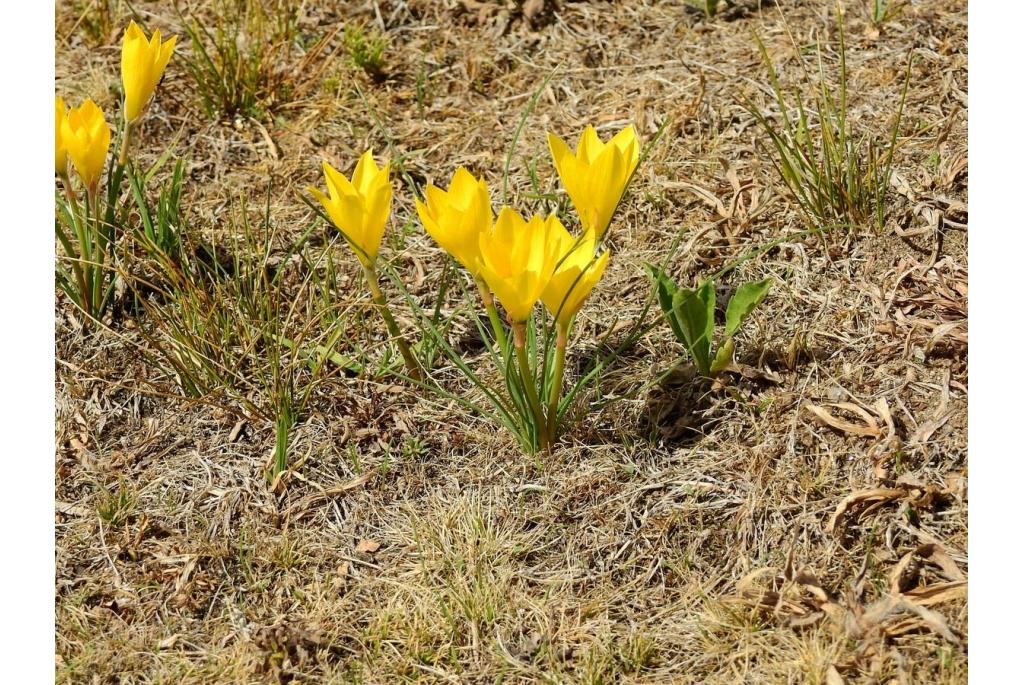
[
  {"left": 478, "top": 208, "right": 562, "bottom": 323},
  {"left": 309, "top": 150, "right": 393, "bottom": 267},
  {"left": 121, "top": 21, "right": 176, "bottom": 123},
  {"left": 61, "top": 99, "right": 111, "bottom": 190},
  {"left": 415, "top": 167, "right": 492, "bottom": 274},
  {"left": 541, "top": 225, "right": 609, "bottom": 326},
  {"left": 547, "top": 124, "right": 640, "bottom": 239},
  {"left": 55, "top": 97, "right": 68, "bottom": 176}
]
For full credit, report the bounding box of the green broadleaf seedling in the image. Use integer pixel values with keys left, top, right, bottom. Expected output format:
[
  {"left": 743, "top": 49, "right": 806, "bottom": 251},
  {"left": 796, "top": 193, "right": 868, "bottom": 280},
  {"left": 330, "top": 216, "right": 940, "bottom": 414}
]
[{"left": 648, "top": 266, "right": 771, "bottom": 378}]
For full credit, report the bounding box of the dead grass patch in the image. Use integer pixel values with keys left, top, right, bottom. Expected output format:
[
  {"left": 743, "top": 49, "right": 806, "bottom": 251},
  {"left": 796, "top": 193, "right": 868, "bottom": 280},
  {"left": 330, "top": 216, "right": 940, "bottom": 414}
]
[{"left": 56, "top": 0, "right": 967, "bottom": 682}]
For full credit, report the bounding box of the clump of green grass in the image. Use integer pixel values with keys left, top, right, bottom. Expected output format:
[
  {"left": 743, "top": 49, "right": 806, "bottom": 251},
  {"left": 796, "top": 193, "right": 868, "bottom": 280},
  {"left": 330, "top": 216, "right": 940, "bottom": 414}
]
[
  {"left": 55, "top": 175, "right": 120, "bottom": 327},
  {"left": 70, "top": 0, "right": 119, "bottom": 44},
  {"left": 56, "top": 133, "right": 187, "bottom": 329},
  {"left": 747, "top": 13, "right": 911, "bottom": 232},
  {"left": 128, "top": 192, "right": 357, "bottom": 477},
  {"left": 95, "top": 480, "right": 136, "bottom": 527},
  {"left": 180, "top": 0, "right": 299, "bottom": 120},
  {"left": 127, "top": 157, "right": 186, "bottom": 266},
  {"left": 869, "top": 0, "right": 904, "bottom": 26},
  {"left": 685, "top": 0, "right": 722, "bottom": 18},
  {"left": 616, "top": 633, "right": 657, "bottom": 674},
  {"left": 343, "top": 23, "right": 387, "bottom": 80}
]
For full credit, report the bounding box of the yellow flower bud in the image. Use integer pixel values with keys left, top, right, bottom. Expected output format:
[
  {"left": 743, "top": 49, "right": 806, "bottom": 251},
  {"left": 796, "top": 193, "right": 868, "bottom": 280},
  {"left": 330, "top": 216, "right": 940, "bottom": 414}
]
[
  {"left": 61, "top": 99, "right": 111, "bottom": 190},
  {"left": 547, "top": 124, "right": 640, "bottom": 239},
  {"left": 309, "top": 150, "right": 393, "bottom": 267},
  {"left": 55, "top": 96, "right": 68, "bottom": 176},
  {"left": 541, "top": 225, "right": 609, "bottom": 326},
  {"left": 415, "top": 167, "right": 492, "bottom": 274},
  {"left": 121, "top": 21, "right": 176, "bottom": 123},
  {"left": 477, "top": 208, "right": 562, "bottom": 323}
]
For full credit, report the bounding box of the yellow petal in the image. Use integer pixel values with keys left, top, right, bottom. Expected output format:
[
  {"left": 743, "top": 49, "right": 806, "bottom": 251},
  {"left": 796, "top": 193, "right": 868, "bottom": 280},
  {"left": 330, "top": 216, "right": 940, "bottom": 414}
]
[
  {"left": 481, "top": 206, "right": 519, "bottom": 275},
  {"left": 124, "top": 20, "right": 146, "bottom": 41},
  {"left": 322, "top": 160, "right": 356, "bottom": 203},
  {"left": 477, "top": 208, "right": 563, "bottom": 322},
  {"left": 121, "top": 28, "right": 146, "bottom": 121},
  {"left": 547, "top": 132, "right": 572, "bottom": 176},
  {"left": 592, "top": 144, "right": 628, "bottom": 238},
  {"left": 361, "top": 178, "right": 392, "bottom": 261},
  {"left": 157, "top": 34, "right": 177, "bottom": 80},
  {"left": 610, "top": 125, "right": 638, "bottom": 158},
  {"left": 415, "top": 195, "right": 439, "bottom": 235},
  {"left": 448, "top": 167, "right": 477, "bottom": 202},
  {"left": 543, "top": 245, "right": 609, "bottom": 325},
  {"left": 423, "top": 183, "right": 449, "bottom": 213},
  {"left": 351, "top": 149, "right": 380, "bottom": 196},
  {"left": 337, "top": 193, "right": 371, "bottom": 260},
  {"left": 576, "top": 125, "right": 604, "bottom": 163},
  {"left": 308, "top": 184, "right": 333, "bottom": 212},
  {"left": 479, "top": 264, "right": 524, "bottom": 322}
]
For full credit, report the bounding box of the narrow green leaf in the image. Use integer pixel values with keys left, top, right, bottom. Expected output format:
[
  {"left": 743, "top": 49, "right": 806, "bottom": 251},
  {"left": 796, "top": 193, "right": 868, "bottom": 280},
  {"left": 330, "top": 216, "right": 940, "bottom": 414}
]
[
  {"left": 503, "top": 65, "right": 560, "bottom": 205},
  {"left": 127, "top": 165, "right": 155, "bottom": 241}
]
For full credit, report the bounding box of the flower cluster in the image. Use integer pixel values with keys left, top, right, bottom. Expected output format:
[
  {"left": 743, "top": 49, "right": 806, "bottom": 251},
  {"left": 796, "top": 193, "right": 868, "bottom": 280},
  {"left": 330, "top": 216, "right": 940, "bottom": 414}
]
[
  {"left": 310, "top": 126, "right": 638, "bottom": 330},
  {"left": 54, "top": 21, "right": 778, "bottom": 464},
  {"left": 56, "top": 21, "right": 176, "bottom": 191},
  {"left": 54, "top": 19, "right": 647, "bottom": 454},
  {"left": 308, "top": 124, "right": 640, "bottom": 450},
  {"left": 54, "top": 21, "right": 176, "bottom": 323}
]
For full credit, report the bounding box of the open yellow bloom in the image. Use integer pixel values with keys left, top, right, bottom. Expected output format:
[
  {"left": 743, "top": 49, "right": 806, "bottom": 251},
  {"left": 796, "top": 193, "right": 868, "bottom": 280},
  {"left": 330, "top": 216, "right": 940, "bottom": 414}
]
[
  {"left": 478, "top": 208, "right": 562, "bottom": 323},
  {"left": 547, "top": 124, "right": 640, "bottom": 239},
  {"left": 55, "top": 97, "right": 68, "bottom": 176},
  {"left": 542, "top": 225, "right": 609, "bottom": 326},
  {"left": 121, "top": 21, "right": 176, "bottom": 123},
  {"left": 61, "top": 99, "right": 111, "bottom": 190},
  {"left": 309, "top": 150, "right": 393, "bottom": 267},
  {"left": 415, "top": 167, "right": 492, "bottom": 274}
]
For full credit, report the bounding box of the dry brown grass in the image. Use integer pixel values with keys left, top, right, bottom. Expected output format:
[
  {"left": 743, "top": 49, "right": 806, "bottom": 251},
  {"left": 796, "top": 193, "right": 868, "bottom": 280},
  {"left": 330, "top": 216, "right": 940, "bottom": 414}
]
[{"left": 56, "top": 0, "right": 966, "bottom": 682}]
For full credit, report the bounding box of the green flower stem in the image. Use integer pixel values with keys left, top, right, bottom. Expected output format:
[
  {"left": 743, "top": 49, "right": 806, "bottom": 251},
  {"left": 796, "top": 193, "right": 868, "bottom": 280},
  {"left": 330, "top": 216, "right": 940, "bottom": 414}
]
[
  {"left": 475, "top": 277, "right": 509, "bottom": 361},
  {"left": 57, "top": 173, "right": 88, "bottom": 309},
  {"left": 362, "top": 263, "right": 421, "bottom": 380},
  {"left": 512, "top": 321, "right": 548, "bottom": 450},
  {"left": 118, "top": 121, "right": 133, "bottom": 168},
  {"left": 546, "top": 321, "right": 569, "bottom": 445},
  {"left": 58, "top": 171, "right": 77, "bottom": 205},
  {"left": 87, "top": 186, "right": 102, "bottom": 322}
]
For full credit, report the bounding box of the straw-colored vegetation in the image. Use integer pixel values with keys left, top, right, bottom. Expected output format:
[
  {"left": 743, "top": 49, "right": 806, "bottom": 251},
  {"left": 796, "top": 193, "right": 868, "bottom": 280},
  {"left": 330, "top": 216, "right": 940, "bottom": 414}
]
[{"left": 56, "top": 1, "right": 967, "bottom": 682}]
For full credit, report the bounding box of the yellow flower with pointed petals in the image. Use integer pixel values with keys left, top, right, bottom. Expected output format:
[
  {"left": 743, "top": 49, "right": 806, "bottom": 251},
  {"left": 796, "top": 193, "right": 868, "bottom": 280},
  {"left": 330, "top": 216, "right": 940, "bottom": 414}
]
[
  {"left": 541, "top": 225, "right": 609, "bottom": 326},
  {"left": 121, "top": 21, "right": 176, "bottom": 123},
  {"left": 415, "top": 167, "right": 492, "bottom": 274},
  {"left": 55, "top": 97, "right": 68, "bottom": 176},
  {"left": 547, "top": 124, "right": 640, "bottom": 239},
  {"left": 61, "top": 99, "right": 111, "bottom": 190},
  {"left": 478, "top": 208, "right": 562, "bottom": 323},
  {"left": 309, "top": 150, "right": 393, "bottom": 267}
]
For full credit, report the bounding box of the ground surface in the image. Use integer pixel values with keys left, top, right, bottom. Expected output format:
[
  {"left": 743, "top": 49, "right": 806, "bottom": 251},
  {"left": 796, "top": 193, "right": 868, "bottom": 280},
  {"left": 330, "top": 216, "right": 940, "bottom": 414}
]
[{"left": 56, "top": 1, "right": 967, "bottom": 682}]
